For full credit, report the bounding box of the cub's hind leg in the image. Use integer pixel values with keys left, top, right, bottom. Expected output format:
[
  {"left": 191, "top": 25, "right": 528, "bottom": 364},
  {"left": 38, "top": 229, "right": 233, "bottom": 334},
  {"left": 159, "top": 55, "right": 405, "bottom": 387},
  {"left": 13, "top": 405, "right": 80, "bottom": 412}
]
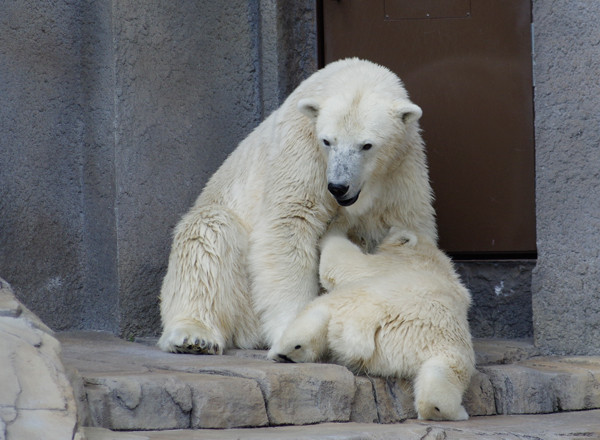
[{"left": 414, "top": 355, "right": 471, "bottom": 421}]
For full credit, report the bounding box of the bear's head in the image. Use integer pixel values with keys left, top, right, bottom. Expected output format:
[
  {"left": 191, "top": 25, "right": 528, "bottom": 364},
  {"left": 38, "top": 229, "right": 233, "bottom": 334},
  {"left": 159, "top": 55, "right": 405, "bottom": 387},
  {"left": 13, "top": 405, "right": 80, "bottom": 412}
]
[{"left": 297, "top": 61, "right": 422, "bottom": 211}]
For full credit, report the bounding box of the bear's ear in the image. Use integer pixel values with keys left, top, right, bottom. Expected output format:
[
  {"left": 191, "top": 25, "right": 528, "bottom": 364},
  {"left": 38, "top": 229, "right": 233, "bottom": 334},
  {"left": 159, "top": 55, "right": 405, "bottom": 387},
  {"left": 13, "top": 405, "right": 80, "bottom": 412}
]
[
  {"left": 394, "top": 102, "right": 423, "bottom": 124},
  {"left": 298, "top": 98, "right": 321, "bottom": 120}
]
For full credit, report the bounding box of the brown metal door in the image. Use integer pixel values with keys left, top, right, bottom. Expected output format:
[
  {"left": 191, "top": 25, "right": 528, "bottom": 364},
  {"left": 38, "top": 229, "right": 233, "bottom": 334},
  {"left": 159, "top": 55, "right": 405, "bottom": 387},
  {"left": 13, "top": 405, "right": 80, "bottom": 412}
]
[{"left": 320, "top": 0, "right": 536, "bottom": 257}]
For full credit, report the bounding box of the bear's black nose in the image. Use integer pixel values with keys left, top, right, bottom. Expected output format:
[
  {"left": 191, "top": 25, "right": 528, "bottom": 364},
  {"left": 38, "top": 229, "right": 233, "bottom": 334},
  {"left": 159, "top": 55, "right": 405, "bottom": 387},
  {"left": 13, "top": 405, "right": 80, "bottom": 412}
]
[{"left": 328, "top": 183, "right": 349, "bottom": 198}]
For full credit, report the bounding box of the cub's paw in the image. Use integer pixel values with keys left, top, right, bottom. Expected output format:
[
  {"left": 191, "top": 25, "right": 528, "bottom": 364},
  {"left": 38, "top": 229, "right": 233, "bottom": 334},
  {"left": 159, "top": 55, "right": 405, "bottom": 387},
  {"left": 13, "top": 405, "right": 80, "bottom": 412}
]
[{"left": 158, "top": 322, "right": 225, "bottom": 355}]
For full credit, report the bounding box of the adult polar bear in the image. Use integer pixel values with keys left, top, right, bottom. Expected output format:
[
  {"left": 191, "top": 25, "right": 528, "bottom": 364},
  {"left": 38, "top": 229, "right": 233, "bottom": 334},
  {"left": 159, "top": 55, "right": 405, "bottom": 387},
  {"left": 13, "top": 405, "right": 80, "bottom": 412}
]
[{"left": 158, "top": 58, "right": 436, "bottom": 354}]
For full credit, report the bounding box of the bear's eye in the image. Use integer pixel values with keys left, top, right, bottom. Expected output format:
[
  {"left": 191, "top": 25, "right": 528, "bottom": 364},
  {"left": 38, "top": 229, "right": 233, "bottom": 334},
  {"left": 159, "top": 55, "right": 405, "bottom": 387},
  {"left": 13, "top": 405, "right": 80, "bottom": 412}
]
[
  {"left": 294, "top": 344, "right": 302, "bottom": 350},
  {"left": 362, "top": 143, "right": 372, "bottom": 151},
  {"left": 322, "top": 139, "right": 330, "bottom": 147}
]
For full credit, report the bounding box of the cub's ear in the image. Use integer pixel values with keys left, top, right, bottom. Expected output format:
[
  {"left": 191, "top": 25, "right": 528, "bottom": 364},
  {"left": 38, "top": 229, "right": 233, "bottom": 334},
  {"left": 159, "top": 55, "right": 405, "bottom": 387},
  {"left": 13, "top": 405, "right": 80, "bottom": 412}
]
[
  {"left": 298, "top": 98, "right": 321, "bottom": 119},
  {"left": 393, "top": 101, "right": 422, "bottom": 124}
]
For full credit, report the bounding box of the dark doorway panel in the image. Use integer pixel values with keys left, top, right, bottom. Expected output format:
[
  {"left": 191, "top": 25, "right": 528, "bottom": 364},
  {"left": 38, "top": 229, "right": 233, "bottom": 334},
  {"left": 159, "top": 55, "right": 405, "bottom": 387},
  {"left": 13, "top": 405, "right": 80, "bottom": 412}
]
[{"left": 321, "top": 0, "right": 536, "bottom": 257}]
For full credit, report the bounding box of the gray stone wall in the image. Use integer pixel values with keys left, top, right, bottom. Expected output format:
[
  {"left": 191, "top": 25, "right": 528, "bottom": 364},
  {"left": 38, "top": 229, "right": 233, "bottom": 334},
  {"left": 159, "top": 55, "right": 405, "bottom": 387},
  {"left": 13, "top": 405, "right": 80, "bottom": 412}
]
[
  {"left": 532, "top": 0, "right": 600, "bottom": 355},
  {"left": 79, "top": 0, "right": 119, "bottom": 333},
  {"left": 3, "top": 0, "right": 600, "bottom": 350},
  {"left": 0, "top": 1, "right": 318, "bottom": 337},
  {"left": 257, "top": 0, "right": 318, "bottom": 115},
  {"left": 112, "top": 1, "right": 265, "bottom": 337},
  {"left": 0, "top": 1, "right": 89, "bottom": 331}
]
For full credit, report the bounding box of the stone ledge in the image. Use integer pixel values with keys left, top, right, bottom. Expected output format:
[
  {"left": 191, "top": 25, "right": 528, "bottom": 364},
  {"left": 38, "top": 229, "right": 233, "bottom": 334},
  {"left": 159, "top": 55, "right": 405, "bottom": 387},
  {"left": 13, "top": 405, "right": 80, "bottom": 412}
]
[
  {"left": 59, "top": 332, "right": 356, "bottom": 429},
  {"left": 3, "top": 269, "right": 600, "bottom": 439},
  {"left": 58, "top": 331, "right": 600, "bottom": 431}
]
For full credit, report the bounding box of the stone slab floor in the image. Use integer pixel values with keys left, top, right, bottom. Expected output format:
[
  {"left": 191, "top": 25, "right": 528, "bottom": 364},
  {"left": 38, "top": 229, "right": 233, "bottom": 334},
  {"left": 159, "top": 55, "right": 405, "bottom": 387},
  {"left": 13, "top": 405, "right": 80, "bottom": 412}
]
[
  {"left": 2, "top": 278, "right": 600, "bottom": 439},
  {"left": 60, "top": 332, "right": 600, "bottom": 439}
]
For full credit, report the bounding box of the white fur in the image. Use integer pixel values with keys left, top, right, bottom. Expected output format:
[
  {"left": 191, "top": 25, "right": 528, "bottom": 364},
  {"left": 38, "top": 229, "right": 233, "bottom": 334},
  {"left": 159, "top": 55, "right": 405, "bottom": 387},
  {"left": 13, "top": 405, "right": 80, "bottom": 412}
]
[
  {"left": 268, "top": 227, "right": 475, "bottom": 421},
  {"left": 158, "top": 58, "right": 436, "bottom": 354}
]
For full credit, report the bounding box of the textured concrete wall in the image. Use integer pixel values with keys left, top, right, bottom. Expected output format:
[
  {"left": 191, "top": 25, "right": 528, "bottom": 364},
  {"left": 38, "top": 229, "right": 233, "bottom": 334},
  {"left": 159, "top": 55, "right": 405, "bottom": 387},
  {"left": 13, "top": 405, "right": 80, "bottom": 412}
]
[
  {"left": 0, "top": 1, "right": 88, "bottom": 331},
  {"left": 80, "top": 1, "right": 119, "bottom": 332},
  {"left": 258, "top": 0, "right": 318, "bottom": 115},
  {"left": 0, "top": 1, "right": 318, "bottom": 337},
  {"left": 532, "top": 1, "right": 600, "bottom": 355},
  {"left": 112, "top": 1, "right": 264, "bottom": 337}
]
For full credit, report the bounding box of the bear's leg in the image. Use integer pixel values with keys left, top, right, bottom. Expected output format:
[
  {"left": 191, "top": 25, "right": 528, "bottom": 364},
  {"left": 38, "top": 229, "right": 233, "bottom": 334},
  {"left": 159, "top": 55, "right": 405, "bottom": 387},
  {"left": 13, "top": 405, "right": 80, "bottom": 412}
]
[
  {"left": 158, "top": 205, "right": 261, "bottom": 354},
  {"left": 250, "top": 212, "right": 326, "bottom": 347},
  {"left": 414, "top": 355, "right": 469, "bottom": 421}
]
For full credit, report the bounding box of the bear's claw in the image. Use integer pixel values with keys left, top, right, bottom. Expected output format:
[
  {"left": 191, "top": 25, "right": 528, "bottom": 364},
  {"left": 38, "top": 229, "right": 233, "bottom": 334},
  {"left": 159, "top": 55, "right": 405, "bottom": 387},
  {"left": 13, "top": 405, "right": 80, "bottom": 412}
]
[
  {"left": 175, "top": 338, "right": 221, "bottom": 354},
  {"left": 175, "top": 338, "right": 221, "bottom": 355},
  {"left": 158, "top": 323, "right": 224, "bottom": 355}
]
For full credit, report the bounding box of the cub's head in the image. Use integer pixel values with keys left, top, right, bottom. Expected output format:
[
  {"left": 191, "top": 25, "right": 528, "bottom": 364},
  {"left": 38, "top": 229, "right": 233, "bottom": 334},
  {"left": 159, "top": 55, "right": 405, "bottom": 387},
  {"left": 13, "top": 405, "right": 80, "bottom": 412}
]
[
  {"left": 267, "top": 328, "right": 321, "bottom": 364},
  {"left": 267, "top": 306, "right": 330, "bottom": 363},
  {"left": 297, "top": 61, "right": 422, "bottom": 210},
  {"left": 267, "top": 339, "right": 315, "bottom": 364}
]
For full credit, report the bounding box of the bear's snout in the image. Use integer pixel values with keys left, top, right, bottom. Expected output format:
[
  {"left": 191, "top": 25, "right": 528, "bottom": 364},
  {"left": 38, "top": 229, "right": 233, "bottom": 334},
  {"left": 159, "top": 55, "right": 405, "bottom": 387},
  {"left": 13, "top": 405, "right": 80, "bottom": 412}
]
[
  {"left": 328, "top": 183, "right": 360, "bottom": 206},
  {"left": 328, "top": 183, "right": 349, "bottom": 198}
]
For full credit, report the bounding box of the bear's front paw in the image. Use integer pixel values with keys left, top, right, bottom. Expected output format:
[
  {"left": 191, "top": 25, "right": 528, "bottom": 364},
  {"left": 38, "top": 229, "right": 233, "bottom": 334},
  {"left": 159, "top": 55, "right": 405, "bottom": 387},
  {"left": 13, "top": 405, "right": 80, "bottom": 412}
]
[{"left": 158, "top": 322, "right": 225, "bottom": 355}]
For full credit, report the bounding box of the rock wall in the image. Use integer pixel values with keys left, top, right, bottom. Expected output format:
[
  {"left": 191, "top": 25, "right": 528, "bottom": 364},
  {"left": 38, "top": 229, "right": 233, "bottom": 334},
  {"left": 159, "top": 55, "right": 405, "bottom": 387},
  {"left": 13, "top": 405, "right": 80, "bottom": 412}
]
[
  {"left": 0, "top": 279, "right": 82, "bottom": 440},
  {"left": 458, "top": 261, "right": 534, "bottom": 339}
]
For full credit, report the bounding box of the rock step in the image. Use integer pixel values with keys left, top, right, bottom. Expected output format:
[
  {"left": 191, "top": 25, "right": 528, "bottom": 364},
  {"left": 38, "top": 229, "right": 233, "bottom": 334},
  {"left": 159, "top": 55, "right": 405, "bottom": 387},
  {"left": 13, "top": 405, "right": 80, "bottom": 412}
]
[
  {"left": 83, "top": 410, "right": 600, "bottom": 440},
  {"left": 58, "top": 332, "right": 600, "bottom": 432},
  {"left": 0, "top": 279, "right": 80, "bottom": 440}
]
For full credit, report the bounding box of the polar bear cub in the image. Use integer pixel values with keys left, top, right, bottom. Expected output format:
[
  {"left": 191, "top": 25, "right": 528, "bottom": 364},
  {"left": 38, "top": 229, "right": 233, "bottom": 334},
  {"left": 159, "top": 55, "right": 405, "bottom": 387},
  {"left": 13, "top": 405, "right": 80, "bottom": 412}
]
[{"left": 268, "top": 227, "right": 475, "bottom": 421}]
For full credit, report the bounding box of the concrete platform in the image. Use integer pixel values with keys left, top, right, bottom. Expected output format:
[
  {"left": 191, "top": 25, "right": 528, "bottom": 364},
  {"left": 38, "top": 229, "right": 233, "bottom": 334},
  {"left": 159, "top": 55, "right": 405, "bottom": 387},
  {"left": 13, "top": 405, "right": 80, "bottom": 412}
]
[{"left": 57, "top": 331, "right": 600, "bottom": 436}]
